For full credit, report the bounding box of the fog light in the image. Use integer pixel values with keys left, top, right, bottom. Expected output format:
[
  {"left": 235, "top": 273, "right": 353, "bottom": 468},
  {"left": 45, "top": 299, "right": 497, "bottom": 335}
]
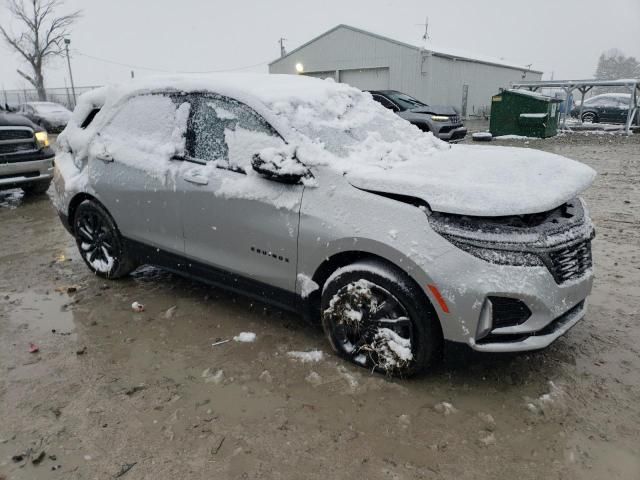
[
  {"left": 35, "top": 131, "right": 49, "bottom": 148},
  {"left": 476, "top": 298, "right": 493, "bottom": 340}
]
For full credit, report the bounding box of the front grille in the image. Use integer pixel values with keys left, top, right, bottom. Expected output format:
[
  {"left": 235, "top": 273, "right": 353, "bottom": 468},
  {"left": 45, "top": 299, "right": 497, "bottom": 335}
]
[
  {"left": 546, "top": 239, "right": 592, "bottom": 284},
  {"left": 449, "top": 114, "right": 461, "bottom": 124},
  {"left": 0, "top": 142, "right": 36, "bottom": 155},
  {"left": 0, "top": 129, "right": 32, "bottom": 141}
]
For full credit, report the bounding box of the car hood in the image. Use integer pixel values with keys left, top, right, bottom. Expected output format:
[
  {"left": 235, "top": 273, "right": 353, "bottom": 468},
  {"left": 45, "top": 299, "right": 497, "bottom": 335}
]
[
  {"left": 345, "top": 145, "right": 597, "bottom": 216},
  {"left": 408, "top": 105, "right": 458, "bottom": 116},
  {"left": 0, "top": 112, "right": 39, "bottom": 129},
  {"left": 39, "top": 111, "right": 72, "bottom": 125}
]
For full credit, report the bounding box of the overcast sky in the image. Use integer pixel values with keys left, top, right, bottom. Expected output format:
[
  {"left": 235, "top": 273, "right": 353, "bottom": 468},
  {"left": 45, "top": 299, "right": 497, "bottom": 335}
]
[{"left": 1, "top": 0, "right": 639, "bottom": 92}]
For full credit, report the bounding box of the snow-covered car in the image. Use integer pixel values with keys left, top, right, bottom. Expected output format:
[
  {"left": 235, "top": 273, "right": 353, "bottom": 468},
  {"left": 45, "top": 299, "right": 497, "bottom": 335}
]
[
  {"left": 18, "top": 101, "right": 72, "bottom": 133},
  {"left": 53, "top": 74, "right": 596, "bottom": 376},
  {"left": 570, "top": 93, "right": 636, "bottom": 124}
]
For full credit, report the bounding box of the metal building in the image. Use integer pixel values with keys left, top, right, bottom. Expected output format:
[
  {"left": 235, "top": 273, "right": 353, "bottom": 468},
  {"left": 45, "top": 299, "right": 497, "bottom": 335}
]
[{"left": 269, "top": 25, "right": 543, "bottom": 117}]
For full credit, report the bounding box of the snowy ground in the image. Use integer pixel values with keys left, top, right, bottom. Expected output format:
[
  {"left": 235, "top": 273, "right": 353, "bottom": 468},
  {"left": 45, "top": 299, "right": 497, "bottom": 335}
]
[{"left": 1, "top": 133, "right": 639, "bottom": 479}]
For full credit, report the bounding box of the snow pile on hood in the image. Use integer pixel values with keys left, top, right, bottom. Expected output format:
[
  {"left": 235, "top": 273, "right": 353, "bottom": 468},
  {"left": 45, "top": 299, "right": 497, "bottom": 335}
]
[{"left": 347, "top": 145, "right": 597, "bottom": 216}]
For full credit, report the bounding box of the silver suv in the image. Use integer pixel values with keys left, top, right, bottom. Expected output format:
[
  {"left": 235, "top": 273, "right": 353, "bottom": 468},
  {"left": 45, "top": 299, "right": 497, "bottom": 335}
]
[{"left": 54, "top": 74, "right": 596, "bottom": 376}]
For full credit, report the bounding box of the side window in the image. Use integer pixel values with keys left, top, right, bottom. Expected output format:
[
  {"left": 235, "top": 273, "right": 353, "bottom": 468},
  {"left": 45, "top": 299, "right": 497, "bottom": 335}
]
[
  {"left": 188, "top": 94, "right": 283, "bottom": 171},
  {"left": 372, "top": 94, "right": 398, "bottom": 111},
  {"left": 99, "top": 94, "right": 190, "bottom": 170}
]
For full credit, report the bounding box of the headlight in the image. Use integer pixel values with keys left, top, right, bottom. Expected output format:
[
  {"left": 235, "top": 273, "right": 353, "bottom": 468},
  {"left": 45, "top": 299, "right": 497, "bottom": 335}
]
[
  {"left": 430, "top": 115, "right": 450, "bottom": 122},
  {"left": 35, "top": 131, "right": 49, "bottom": 148}
]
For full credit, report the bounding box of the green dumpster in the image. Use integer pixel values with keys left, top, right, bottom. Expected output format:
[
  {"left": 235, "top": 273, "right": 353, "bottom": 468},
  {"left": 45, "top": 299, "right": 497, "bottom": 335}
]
[{"left": 489, "top": 89, "right": 562, "bottom": 138}]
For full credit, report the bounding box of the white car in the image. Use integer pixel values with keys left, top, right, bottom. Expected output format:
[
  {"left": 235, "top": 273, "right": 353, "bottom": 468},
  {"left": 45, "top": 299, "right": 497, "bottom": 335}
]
[{"left": 53, "top": 74, "right": 596, "bottom": 376}]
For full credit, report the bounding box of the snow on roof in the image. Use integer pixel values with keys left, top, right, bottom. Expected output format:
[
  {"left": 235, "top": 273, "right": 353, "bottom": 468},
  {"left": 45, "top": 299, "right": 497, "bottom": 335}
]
[
  {"left": 76, "top": 73, "right": 352, "bottom": 112},
  {"left": 506, "top": 88, "right": 556, "bottom": 101},
  {"left": 271, "top": 24, "right": 543, "bottom": 74}
]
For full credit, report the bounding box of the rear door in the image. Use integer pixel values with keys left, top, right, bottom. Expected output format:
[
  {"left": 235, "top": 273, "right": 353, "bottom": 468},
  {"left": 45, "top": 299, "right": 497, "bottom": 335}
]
[
  {"left": 89, "top": 93, "right": 189, "bottom": 255},
  {"left": 178, "top": 93, "right": 303, "bottom": 294}
]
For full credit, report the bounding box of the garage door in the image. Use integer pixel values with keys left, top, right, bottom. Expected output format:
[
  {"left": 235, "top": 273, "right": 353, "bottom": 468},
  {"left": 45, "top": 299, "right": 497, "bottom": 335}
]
[
  {"left": 338, "top": 67, "right": 390, "bottom": 90},
  {"left": 304, "top": 71, "right": 336, "bottom": 80}
]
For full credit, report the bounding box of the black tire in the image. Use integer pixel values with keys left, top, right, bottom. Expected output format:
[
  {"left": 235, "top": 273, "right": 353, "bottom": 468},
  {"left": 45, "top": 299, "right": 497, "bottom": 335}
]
[
  {"left": 581, "top": 111, "right": 597, "bottom": 123},
  {"left": 321, "top": 259, "right": 442, "bottom": 377},
  {"left": 22, "top": 179, "right": 51, "bottom": 195},
  {"left": 73, "top": 200, "right": 137, "bottom": 279}
]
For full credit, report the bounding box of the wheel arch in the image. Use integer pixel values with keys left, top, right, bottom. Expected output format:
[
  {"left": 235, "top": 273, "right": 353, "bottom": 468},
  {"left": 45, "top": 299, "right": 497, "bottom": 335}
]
[
  {"left": 67, "top": 192, "right": 109, "bottom": 235},
  {"left": 303, "top": 250, "right": 442, "bottom": 338}
]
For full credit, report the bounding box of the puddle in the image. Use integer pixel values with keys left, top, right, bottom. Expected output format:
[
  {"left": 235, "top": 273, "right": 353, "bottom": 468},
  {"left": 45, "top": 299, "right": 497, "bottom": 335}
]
[
  {"left": 3, "top": 291, "right": 76, "bottom": 335},
  {"left": 0, "top": 189, "right": 24, "bottom": 209}
]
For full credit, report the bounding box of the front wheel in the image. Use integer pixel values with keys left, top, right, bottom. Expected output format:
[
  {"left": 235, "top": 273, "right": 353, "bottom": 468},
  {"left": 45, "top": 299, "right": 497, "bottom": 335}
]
[
  {"left": 73, "top": 200, "right": 137, "bottom": 278},
  {"left": 321, "top": 259, "right": 442, "bottom": 377},
  {"left": 581, "top": 111, "right": 597, "bottom": 123}
]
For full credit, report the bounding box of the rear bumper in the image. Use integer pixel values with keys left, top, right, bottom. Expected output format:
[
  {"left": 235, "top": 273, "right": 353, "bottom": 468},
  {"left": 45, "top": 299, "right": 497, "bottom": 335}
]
[{"left": 0, "top": 157, "right": 54, "bottom": 189}]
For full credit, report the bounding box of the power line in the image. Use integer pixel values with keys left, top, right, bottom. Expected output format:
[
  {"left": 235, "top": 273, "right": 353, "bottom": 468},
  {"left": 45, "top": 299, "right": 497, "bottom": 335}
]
[{"left": 73, "top": 50, "right": 270, "bottom": 74}]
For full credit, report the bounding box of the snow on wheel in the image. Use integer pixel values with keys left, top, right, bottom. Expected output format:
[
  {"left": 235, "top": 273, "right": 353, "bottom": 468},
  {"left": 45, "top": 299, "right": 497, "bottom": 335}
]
[
  {"left": 581, "top": 112, "right": 597, "bottom": 124},
  {"left": 73, "top": 200, "right": 137, "bottom": 279},
  {"left": 321, "top": 260, "right": 442, "bottom": 377}
]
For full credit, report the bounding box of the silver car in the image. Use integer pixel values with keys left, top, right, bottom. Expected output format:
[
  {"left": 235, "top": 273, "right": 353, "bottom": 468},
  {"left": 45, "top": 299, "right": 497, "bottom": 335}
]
[{"left": 53, "top": 74, "right": 596, "bottom": 376}]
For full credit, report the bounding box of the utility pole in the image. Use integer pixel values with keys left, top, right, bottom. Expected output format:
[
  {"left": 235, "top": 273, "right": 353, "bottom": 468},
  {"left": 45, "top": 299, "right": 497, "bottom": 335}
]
[
  {"left": 278, "top": 38, "right": 287, "bottom": 58},
  {"left": 415, "top": 17, "right": 430, "bottom": 47},
  {"left": 64, "top": 38, "right": 77, "bottom": 107}
]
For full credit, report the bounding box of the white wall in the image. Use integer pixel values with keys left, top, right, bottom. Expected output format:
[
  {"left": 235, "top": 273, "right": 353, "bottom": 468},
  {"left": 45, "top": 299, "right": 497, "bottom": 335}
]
[{"left": 270, "top": 26, "right": 543, "bottom": 116}]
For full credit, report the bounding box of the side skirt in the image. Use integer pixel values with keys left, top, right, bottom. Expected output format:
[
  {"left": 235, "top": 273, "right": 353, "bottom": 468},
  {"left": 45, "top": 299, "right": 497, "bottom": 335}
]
[{"left": 124, "top": 238, "right": 303, "bottom": 315}]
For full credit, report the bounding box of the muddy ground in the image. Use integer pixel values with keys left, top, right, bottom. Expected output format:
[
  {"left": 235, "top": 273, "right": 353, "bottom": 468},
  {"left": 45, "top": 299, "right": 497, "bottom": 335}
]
[{"left": 1, "top": 130, "right": 639, "bottom": 479}]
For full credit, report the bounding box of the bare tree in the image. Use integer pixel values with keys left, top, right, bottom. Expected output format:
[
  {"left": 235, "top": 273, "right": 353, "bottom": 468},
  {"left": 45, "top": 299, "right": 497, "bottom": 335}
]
[{"left": 0, "top": 0, "right": 81, "bottom": 100}]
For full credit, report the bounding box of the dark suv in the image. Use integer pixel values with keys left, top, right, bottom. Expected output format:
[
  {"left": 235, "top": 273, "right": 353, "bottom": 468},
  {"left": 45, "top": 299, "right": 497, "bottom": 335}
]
[
  {"left": 0, "top": 108, "right": 55, "bottom": 195},
  {"left": 367, "top": 90, "right": 467, "bottom": 142}
]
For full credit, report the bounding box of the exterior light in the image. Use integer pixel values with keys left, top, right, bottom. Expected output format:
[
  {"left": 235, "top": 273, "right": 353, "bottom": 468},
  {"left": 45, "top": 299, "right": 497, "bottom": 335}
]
[{"left": 295, "top": 63, "right": 304, "bottom": 74}]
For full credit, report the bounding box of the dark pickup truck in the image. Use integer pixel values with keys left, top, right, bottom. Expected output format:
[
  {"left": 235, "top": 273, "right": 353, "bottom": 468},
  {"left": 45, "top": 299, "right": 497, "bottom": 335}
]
[{"left": 0, "top": 110, "right": 55, "bottom": 194}]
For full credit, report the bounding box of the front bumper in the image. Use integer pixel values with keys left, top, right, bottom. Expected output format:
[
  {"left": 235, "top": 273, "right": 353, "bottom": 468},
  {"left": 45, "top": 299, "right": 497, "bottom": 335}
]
[
  {"left": 423, "top": 246, "right": 593, "bottom": 353},
  {"left": 436, "top": 126, "right": 468, "bottom": 142},
  {"left": 0, "top": 157, "right": 54, "bottom": 189}
]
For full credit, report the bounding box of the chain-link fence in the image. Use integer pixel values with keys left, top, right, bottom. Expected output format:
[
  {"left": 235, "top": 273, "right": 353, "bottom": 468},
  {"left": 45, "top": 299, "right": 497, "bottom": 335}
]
[{"left": 1, "top": 85, "right": 101, "bottom": 111}]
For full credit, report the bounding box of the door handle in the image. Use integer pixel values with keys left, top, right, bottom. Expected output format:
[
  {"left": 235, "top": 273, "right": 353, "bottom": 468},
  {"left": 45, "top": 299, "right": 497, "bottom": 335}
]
[
  {"left": 96, "top": 152, "right": 113, "bottom": 163},
  {"left": 183, "top": 172, "right": 209, "bottom": 185}
]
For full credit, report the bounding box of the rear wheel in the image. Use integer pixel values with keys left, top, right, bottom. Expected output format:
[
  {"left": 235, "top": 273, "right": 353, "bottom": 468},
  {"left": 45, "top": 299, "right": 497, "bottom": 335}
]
[
  {"left": 581, "top": 111, "right": 597, "bottom": 123},
  {"left": 321, "top": 259, "right": 442, "bottom": 377},
  {"left": 73, "top": 200, "right": 137, "bottom": 279},
  {"left": 22, "top": 179, "right": 51, "bottom": 195}
]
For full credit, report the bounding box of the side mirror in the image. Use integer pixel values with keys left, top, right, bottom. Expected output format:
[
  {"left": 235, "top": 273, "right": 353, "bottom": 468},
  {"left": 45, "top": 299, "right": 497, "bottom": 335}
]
[{"left": 251, "top": 148, "right": 311, "bottom": 185}]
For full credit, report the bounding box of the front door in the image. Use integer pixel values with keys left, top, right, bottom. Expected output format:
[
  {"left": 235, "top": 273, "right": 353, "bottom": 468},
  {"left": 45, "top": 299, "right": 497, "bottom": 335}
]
[
  {"left": 178, "top": 93, "right": 303, "bottom": 296},
  {"left": 89, "top": 93, "right": 188, "bottom": 255}
]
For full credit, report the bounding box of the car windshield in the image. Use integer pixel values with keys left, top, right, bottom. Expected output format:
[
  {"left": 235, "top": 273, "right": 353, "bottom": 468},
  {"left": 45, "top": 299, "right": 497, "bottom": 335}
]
[
  {"left": 383, "top": 92, "right": 428, "bottom": 110},
  {"left": 273, "top": 88, "right": 445, "bottom": 159}
]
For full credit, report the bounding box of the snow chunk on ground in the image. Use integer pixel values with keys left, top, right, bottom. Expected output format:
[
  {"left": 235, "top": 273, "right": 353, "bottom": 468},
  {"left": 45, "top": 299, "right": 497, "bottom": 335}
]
[
  {"left": 233, "top": 332, "right": 256, "bottom": 343},
  {"left": 287, "top": 350, "right": 324, "bottom": 363},
  {"left": 434, "top": 402, "right": 458, "bottom": 416},
  {"left": 297, "top": 274, "right": 319, "bottom": 298}
]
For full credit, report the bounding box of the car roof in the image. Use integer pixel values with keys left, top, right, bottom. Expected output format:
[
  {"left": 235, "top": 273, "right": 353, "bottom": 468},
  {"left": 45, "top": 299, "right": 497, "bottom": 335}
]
[{"left": 79, "top": 74, "right": 354, "bottom": 111}]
